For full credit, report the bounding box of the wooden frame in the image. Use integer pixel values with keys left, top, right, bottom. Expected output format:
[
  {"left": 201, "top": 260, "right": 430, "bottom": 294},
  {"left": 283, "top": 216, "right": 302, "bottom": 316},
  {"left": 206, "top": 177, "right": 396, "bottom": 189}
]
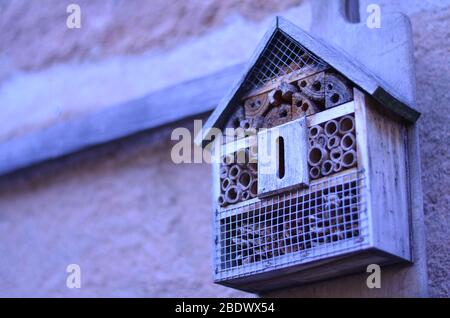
[{"left": 212, "top": 88, "right": 412, "bottom": 292}]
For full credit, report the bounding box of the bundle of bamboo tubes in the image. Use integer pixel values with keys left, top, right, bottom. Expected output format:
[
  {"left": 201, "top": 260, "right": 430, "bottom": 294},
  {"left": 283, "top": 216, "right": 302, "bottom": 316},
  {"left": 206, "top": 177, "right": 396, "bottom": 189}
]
[
  {"left": 218, "top": 147, "right": 258, "bottom": 207},
  {"left": 307, "top": 114, "right": 357, "bottom": 179}
]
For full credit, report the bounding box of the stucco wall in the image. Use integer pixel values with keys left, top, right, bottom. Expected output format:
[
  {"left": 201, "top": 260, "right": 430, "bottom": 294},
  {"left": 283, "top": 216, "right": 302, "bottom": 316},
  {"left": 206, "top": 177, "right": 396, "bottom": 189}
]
[
  {"left": 0, "top": 0, "right": 309, "bottom": 142},
  {"left": 0, "top": 0, "right": 449, "bottom": 297},
  {"left": 413, "top": 7, "right": 450, "bottom": 298},
  {"left": 0, "top": 123, "right": 250, "bottom": 297},
  {"left": 0, "top": 0, "right": 302, "bottom": 72}
]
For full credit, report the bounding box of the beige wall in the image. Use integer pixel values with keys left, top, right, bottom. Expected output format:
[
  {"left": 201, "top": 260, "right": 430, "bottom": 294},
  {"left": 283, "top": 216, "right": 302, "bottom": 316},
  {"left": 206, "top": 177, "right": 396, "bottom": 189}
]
[
  {"left": 0, "top": 123, "right": 249, "bottom": 297},
  {"left": 0, "top": 0, "right": 449, "bottom": 297},
  {"left": 0, "top": 0, "right": 301, "bottom": 72},
  {"left": 0, "top": 0, "right": 308, "bottom": 142}
]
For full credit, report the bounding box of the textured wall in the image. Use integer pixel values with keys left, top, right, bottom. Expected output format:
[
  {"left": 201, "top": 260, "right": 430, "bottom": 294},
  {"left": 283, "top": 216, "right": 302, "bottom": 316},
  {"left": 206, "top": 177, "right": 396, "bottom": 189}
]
[
  {"left": 0, "top": 123, "right": 250, "bottom": 297},
  {"left": 0, "top": 0, "right": 308, "bottom": 142},
  {"left": 413, "top": 7, "right": 450, "bottom": 297},
  {"left": 0, "top": 0, "right": 301, "bottom": 73}
]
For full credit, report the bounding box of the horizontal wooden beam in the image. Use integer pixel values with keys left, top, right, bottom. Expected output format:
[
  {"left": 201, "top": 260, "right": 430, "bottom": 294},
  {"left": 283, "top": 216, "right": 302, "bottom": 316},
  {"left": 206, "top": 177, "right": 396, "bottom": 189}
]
[{"left": 0, "top": 63, "right": 244, "bottom": 176}]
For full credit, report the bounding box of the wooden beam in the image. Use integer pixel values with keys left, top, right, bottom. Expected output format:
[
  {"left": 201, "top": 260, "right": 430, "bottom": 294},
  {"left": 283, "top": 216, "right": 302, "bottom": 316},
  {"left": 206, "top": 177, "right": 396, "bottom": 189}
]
[{"left": 0, "top": 63, "right": 244, "bottom": 176}]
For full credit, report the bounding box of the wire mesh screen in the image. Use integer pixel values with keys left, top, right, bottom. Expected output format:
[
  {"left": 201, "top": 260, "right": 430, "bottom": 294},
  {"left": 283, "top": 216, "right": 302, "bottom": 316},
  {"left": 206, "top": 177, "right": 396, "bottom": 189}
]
[
  {"left": 243, "top": 30, "right": 329, "bottom": 92},
  {"left": 214, "top": 170, "right": 368, "bottom": 281}
]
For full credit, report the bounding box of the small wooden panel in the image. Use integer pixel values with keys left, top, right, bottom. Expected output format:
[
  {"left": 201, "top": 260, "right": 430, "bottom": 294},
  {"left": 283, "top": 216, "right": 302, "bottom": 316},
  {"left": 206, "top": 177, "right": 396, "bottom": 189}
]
[
  {"left": 221, "top": 136, "right": 257, "bottom": 156},
  {"left": 354, "top": 88, "right": 411, "bottom": 261},
  {"left": 307, "top": 100, "right": 354, "bottom": 127},
  {"left": 257, "top": 117, "right": 309, "bottom": 196}
]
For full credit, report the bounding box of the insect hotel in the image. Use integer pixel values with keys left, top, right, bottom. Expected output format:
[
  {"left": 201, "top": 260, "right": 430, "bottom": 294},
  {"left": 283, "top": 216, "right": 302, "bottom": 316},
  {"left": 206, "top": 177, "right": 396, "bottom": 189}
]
[{"left": 196, "top": 17, "right": 420, "bottom": 292}]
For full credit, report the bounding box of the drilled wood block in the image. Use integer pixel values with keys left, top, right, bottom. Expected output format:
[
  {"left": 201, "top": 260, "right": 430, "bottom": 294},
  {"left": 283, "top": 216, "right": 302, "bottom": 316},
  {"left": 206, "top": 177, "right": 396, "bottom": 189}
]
[
  {"left": 297, "top": 71, "right": 325, "bottom": 102},
  {"left": 264, "top": 103, "right": 292, "bottom": 128},
  {"left": 292, "top": 92, "right": 322, "bottom": 119},
  {"left": 244, "top": 93, "right": 270, "bottom": 119}
]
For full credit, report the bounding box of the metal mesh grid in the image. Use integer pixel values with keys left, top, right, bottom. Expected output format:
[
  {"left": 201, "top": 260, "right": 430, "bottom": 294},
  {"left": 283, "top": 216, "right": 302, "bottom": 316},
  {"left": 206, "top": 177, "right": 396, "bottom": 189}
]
[
  {"left": 243, "top": 30, "right": 329, "bottom": 92},
  {"left": 214, "top": 170, "right": 368, "bottom": 281}
]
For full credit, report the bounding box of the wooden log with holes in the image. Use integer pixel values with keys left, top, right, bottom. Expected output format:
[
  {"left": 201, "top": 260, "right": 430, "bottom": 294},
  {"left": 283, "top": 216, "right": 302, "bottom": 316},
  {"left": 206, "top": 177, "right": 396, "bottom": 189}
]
[
  {"left": 264, "top": 103, "right": 292, "bottom": 127},
  {"left": 325, "top": 71, "right": 353, "bottom": 108},
  {"left": 297, "top": 72, "right": 325, "bottom": 102},
  {"left": 292, "top": 92, "right": 322, "bottom": 118},
  {"left": 244, "top": 93, "right": 270, "bottom": 119}
]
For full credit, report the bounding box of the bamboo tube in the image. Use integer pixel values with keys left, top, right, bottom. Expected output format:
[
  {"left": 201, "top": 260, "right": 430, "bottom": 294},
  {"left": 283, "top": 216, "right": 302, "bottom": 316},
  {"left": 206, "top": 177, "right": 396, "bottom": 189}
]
[
  {"left": 338, "top": 115, "right": 355, "bottom": 135},
  {"left": 249, "top": 179, "right": 258, "bottom": 198},
  {"left": 228, "top": 164, "right": 241, "bottom": 180},
  {"left": 218, "top": 194, "right": 226, "bottom": 207},
  {"left": 333, "top": 161, "right": 342, "bottom": 172},
  {"left": 221, "top": 177, "right": 232, "bottom": 192},
  {"left": 309, "top": 125, "right": 323, "bottom": 139},
  {"left": 327, "top": 135, "right": 341, "bottom": 149},
  {"left": 342, "top": 149, "right": 357, "bottom": 168},
  {"left": 309, "top": 166, "right": 321, "bottom": 179},
  {"left": 225, "top": 185, "right": 241, "bottom": 204},
  {"left": 330, "top": 147, "right": 343, "bottom": 162},
  {"left": 241, "top": 190, "right": 251, "bottom": 201},
  {"left": 321, "top": 160, "right": 334, "bottom": 176},
  {"left": 324, "top": 119, "right": 339, "bottom": 137},
  {"left": 308, "top": 145, "right": 328, "bottom": 166},
  {"left": 219, "top": 165, "right": 229, "bottom": 179},
  {"left": 237, "top": 170, "right": 252, "bottom": 190},
  {"left": 340, "top": 132, "right": 356, "bottom": 151},
  {"left": 316, "top": 133, "right": 328, "bottom": 148}
]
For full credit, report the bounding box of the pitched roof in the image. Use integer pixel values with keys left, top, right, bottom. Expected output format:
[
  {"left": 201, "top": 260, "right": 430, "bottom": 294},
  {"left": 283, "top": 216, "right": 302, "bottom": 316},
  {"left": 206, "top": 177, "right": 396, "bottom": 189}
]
[{"left": 196, "top": 16, "right": 420, "bottom": 147}]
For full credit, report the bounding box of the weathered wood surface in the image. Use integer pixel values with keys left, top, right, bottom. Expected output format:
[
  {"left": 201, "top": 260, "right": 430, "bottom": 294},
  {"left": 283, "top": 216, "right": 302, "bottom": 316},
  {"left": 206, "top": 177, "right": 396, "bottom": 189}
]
[
  {"left": 307, "top": 100, "right": 354, "bottom": 127},
  {"left": 218, "top": 249, "right": 399, "bottom": 293},
  {"left": 257, "top": 117, "right": 309, "bottom": 196},
  {"left": 310, "top": 0, "right": 418, "bottom": 117},
  {"left": 354, "top": 88, "right": 411, "bottom": 261},
  {"left": 0, "top": 63, "right": 245, "bottom": 176}
]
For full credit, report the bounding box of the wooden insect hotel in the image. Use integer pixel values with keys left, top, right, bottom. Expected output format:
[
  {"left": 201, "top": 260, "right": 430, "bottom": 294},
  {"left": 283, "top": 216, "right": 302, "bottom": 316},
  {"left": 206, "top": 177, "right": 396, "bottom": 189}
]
[{"left": 196, "top": 17, "right": 420, "bottom": 292}]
